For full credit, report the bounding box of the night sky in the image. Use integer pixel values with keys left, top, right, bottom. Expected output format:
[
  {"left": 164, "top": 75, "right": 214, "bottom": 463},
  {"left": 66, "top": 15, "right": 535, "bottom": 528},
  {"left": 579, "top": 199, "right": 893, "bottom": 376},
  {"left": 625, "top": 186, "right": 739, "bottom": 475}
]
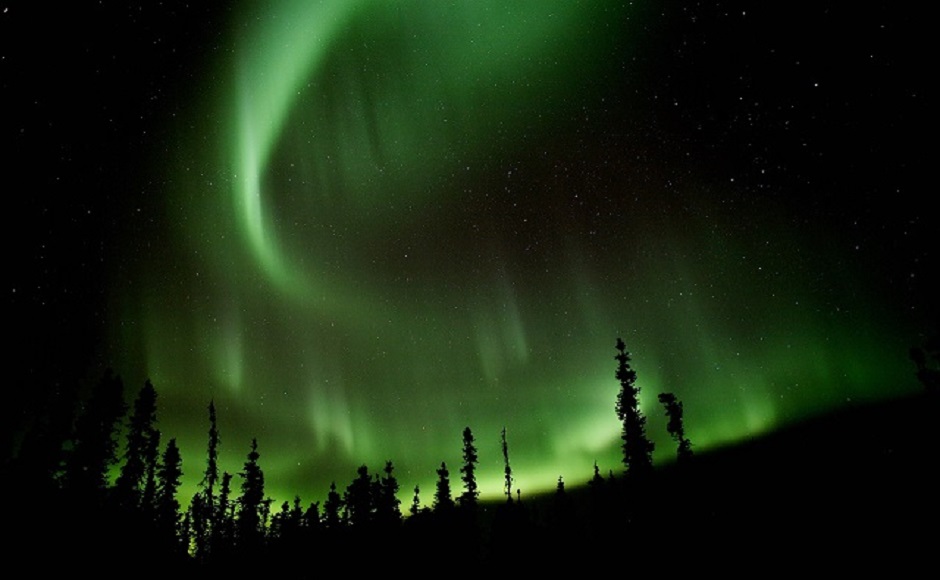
[{"left": 6, "top": 2, "right": 935, "bottom": 509}]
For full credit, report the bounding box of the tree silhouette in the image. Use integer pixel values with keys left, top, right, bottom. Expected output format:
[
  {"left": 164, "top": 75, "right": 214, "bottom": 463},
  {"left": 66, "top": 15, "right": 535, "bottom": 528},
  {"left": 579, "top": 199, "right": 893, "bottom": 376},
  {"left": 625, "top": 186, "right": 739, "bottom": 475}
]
[
  {"left": 115, "top": 380, "right": 160, "bottom": 511},
  {"left": 202, "top": 400, "right": 221, "bottom": 508},
  {"left": 61, "top": 368, "right": 126, "bottom": 496},
  {"left": 376, "top": 460, "right": 402, "bottom": 528},
  {"left": 323, "top": 481, "right": 344, "bottom": 530},
  {"left": 270, "top": 496, "right": 304, "bottom": 544},
  {"left": 433, "top": 461, "right": 454, "bottom": 512},
  {"left": 589, "top": 460, "right": 604, "bottom": 488},
  {"left": 501, "top": 427, "right": 514, "bottom": 503},
  {"left": 459, "top": 426, "right": 479, "bottom": 510},
  {"left": 409, "top": 485, "right": 422, "bottom": 517},
  {"left": 212, "top": 471, "right": 235, "bottom": 558},
  {"left": 344, "top": 464, "right": 374, "bottom": 528},
  {"left": 192, "top": 400, "right": 221, "bottom": 559},
  {"left": 614, "top": 338, "right": 654, "bottom": 477},
  {"left": 303, "top": 501, "right": 321, "bottom": 531},
  {"left": 154, "top": 437, "right": 184, "bottom": 553},
  {"left": 658, "top": 392, "right": 693, "bottom": 463},
  {"left": 187, "top": 492, "right": 207, "bottom": 559},
  {"left": 236, "top": 438, "right": 266, "bottom": 551}
]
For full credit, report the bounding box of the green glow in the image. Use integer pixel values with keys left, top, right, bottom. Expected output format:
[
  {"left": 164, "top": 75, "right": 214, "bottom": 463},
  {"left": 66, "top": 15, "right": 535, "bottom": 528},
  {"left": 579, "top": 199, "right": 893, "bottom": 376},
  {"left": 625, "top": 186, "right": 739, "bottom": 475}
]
[{"left": 109, "top": 1, "right": 922, "bottom": 509}]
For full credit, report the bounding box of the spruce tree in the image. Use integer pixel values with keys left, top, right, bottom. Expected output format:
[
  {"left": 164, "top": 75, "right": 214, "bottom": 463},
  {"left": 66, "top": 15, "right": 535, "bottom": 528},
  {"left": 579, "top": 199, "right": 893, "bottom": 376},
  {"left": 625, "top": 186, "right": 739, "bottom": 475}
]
[
  {"left": 459, "top": 427, "right": 479, "bottom": 509},
  {"left": 409, "top": 485, "right": 422, "bottom": 517},
  {"left": 201, "top": 400, "right": 221, "bottom": 509},
  {"left": 589, "top": 460, "right": 604, "bottom": 488},
  {"left": 236, "top": 438, "right": 266, "bottom": 550},
  {"left": 115, "top": 380, "right": 160, "bottom": 510},
  {"left": 376, "top": 460, "right": 402, "bottom": 527},
  {"left": 303, "top": 501, "right": 321, "bottom": 532},
  {"left": 323, "top": 482, "right": 344, "bottom": 530},
  {"left": 193, "top": 400, "right": 221, "bottom": 559},
  {"left": 212, "top": 471, "right": 235, "bottom": 557},
  {"left": 62, "top": 368, "right": 126, "bottom": 496},
  {"left": 154, "top": 438, "right": 183, "bottom": 548},
  {"left": 658, "top": 392, "right": 693, "bottom": 463},
  {"left": 344, "top": 464, "right": 374, "bottom": 528},
  {"left": 433, "top": 462, "right": 454, "bottom": 511},
  {"left": 614, "top": 338, "right": 654, "bottom": 477},
  {"left": 270, "top": 497, "right": 303, "bottom": 543},
  {"left": 501, "top": 427, "right": 513, "bottom": 503},
  {"left": 188, "top": 492, "right": 207, "bottom": 559}
]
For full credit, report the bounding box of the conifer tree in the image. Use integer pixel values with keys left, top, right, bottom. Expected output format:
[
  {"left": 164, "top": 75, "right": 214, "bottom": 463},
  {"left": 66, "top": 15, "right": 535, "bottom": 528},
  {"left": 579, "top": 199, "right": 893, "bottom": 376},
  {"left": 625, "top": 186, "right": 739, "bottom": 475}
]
[
  {"left": 589, "top": 460, "right": 604, "bottom": 488},
  {"left": 409, "top": 485, "right": 422, "bottom": 517},
  {"left": 552, "top": 475, "right": 572, "bottom": 532},
  {"left": 270, "top": 497, "right": 303, "bottom": 543},
  {"left": 212, "top": 471, "right": 235, "bottom": 557},
  {"left": 658, "top": 392, "right": 693, "bottom": 463},
  {"left": 501, "top": 427, "right": 513, "bottom": 503},
  {"left": 188, "top": 492, "right": 207, "bottom": 559},
  {"left": 376, "top": 460, "right": 402, "bottom": 527},
  {"left": 303, "top": 501, "right": 321, "bottom": 532},
  {"left": 433, "top": 461, "right": 454, "bottom": 511},
  {"left": 323, "top": 482, "right": 344, "bottom": 530},
  {"left": 459, "top": 427, "right": 479, "bottom": 509},
  {"left": 614, "top": 338, "right": 654, "bottom": 477},
  {"left": 141, "top": 429, "right": 160, "bottom": 516},
  {"left": 62, "top": 368, "right": 127, "bottom": 496},
  {"left": 154, "top": 438, "right": 183, "bottom": 547},
  {"left": 201, "top": 400, "right": 221, "bottom": 509},
  {"left": 344, "top": 464, "right": 374, "bottom": 528},
  {"left": 193, "top": 400, "right": 221, "bottom": 558},
  {"left": 236, "top": 438, "right": 266, "bottom": 550},
  {"left": 115, "top": 380, "right": 160, "bottom": 510}
]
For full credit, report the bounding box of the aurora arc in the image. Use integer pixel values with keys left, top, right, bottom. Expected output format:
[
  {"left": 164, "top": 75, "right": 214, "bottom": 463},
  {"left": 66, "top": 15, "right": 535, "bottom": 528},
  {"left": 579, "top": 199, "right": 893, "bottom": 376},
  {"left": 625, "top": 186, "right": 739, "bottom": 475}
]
[{"left": 112, "top": 1, "right": 922, "bottom": 509}]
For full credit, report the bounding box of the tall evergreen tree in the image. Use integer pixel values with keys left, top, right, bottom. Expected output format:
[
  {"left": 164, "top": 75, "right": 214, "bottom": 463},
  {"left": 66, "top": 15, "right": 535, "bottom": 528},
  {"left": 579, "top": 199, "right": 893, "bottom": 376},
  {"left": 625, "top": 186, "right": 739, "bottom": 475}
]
[
  {"left": 141, "top": 429, "right": 161, "bottom": 516},
  {"left": 187, "top": 492, "right": 207, "bottom": 559},
  {"left": 433, "top": 461, "right": 454, "bottom": 512},
  {"left": 236, "top": 438, "right": 266, "bottom": 550},
  {"left": 212, "top": 471, "right": 235, "bottom": 556},
  {"left": 201, "top": 400, "right": 221, "bottom": 509},
  {"left": 193, "top": 400, "right": 221, "bottom": 559},
  {"left": 614, "top": 338, "right": 654, "bottom": 477},
  {"left": 154, "top": 438, "right": 183, "bottom": 548},
  {"left": 409, "top": 485, "right": 422, "bottom": 517},
  {"left": 376, "top": 460, "right": 402, "bottom": 528},
  {"left": 62, "top": 368, "right": 127, "bottom": 496},
  {"left": 302, "top": 501, "right": 321, "bottom": 533},
  {"left": 501, "top": 427, "right": 514, "bottom": 503},
  {"left": 658, "top": 392, "right": 693, "bottom": 463},
  {"left": 459, "top": 426, "right": 479, "bottom": 509},
  {"left": 323, "top": 481, "right": 344, "bottom": 530},
  {"left": 115, "top": 380, "right": 160, "bottom": 510},
  {"left": 344, "top": 464, "right": 374, "bottom": 528},
  {"left": 589, "top": 460, "right": 604, "bottom": 488}
]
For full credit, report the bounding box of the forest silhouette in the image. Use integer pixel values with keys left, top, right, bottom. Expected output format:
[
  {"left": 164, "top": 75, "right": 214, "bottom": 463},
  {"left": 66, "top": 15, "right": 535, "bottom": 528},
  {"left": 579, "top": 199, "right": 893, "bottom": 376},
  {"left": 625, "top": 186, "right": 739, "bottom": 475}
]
[{"left": 5, "top": 337, "right": 937, "bottom": 573}]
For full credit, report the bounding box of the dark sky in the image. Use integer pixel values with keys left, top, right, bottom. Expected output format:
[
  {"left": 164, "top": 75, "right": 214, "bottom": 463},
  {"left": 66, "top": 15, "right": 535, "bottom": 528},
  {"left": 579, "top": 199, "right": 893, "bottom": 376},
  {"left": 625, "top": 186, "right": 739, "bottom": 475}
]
[{"left": 5, "top": 1, "right": 935, "bottom": 506}]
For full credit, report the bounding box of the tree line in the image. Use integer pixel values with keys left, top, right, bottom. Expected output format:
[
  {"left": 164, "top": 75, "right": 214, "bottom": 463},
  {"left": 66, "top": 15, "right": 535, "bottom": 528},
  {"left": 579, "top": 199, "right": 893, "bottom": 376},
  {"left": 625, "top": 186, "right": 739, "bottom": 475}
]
[{"left": 7, "top": 335, "right": 936, "bottom": 570}]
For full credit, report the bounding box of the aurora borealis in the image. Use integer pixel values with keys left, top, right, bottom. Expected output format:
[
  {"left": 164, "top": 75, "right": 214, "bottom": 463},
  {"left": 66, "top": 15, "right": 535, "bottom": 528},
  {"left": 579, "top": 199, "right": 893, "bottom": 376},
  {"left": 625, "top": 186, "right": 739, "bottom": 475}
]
[{"left": 6, "top": 2, "right": 934, "bottom": 510}]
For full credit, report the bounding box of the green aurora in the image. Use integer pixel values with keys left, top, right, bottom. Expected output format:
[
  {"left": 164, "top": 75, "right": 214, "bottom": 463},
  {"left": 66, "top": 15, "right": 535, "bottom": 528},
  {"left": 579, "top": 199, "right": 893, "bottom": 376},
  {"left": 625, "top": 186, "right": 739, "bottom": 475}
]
[{"left": 96, "top": 1, "right": 928, "bottom": 508}]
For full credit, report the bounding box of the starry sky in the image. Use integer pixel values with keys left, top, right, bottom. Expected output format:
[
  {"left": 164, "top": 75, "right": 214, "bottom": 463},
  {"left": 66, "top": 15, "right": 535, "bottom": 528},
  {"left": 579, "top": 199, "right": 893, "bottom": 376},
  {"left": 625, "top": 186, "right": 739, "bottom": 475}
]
[{"left": 5, "top": 1, "right": 935, "bottom": 508}]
